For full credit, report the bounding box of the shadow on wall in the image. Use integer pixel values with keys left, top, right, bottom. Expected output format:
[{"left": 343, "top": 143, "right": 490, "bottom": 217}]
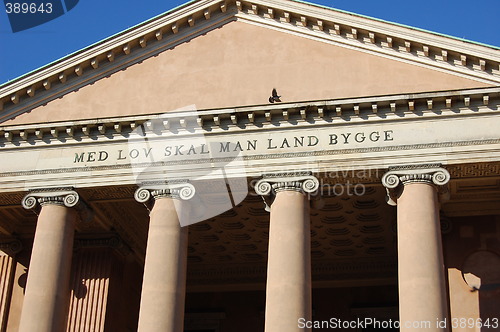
[
  {"left": 443, "top": 215, "right": 500, "bottom": 330},
  {"left": 462, "top": 250, "right": 500, "bottom": 323}
]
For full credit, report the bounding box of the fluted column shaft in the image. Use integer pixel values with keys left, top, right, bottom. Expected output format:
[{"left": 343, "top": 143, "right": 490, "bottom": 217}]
[
  {"left": 135, "top": 184, "right": 194, "bottom": 332},
  {"left": 382, "top": 166, "right": 450, "bottom": 331},
  {"left": 0, "top": 240, "right": 22, "bottom": 331},
  {"left": 256, "top": 173, "right": 319, "bottom": 332},
  {"left": 19, "top": 191, "right": 81, "bottom": 332}
]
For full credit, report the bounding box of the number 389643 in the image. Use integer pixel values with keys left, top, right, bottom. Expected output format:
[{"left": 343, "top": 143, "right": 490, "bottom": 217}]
[{"left": 5, "top": 2, "right": 53, "bottom": 14}]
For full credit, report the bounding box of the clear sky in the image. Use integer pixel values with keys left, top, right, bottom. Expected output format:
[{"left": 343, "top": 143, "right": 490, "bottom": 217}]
[{"left": 1, "top": 0, "right": 499, "bottom": 85}]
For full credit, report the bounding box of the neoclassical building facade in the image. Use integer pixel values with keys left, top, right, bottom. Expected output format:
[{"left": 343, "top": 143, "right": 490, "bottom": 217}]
[{"left": 0, "top": 0, "right": 499, "bottom": 331}]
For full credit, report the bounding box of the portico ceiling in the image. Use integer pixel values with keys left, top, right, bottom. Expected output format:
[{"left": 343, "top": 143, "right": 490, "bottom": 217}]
[{"left": 1, "top": 162, "right": 499, "bottom": 290}]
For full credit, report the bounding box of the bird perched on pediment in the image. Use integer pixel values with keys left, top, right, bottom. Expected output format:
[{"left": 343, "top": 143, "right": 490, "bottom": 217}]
[{"left": 269, "top": 88, "right": 281, "bottom": 103}]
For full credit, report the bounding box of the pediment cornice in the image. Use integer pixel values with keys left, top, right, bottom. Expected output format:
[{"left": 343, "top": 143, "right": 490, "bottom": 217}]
[{"left": 0, "top": 0, "right": 499, "bottom": 123}]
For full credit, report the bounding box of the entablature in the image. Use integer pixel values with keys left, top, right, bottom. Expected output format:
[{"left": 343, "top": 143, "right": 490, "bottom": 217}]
[{"left": 0, "top": 87, "right": 499, "bottom": 193}]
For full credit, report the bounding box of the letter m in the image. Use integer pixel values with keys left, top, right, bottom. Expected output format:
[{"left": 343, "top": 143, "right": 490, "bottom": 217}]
[
  {"left": 219, "top": 142, "right": 230, "bottom": 153},
  {"left": 74, "top": 152, "right": 85, "bottom": 163}
]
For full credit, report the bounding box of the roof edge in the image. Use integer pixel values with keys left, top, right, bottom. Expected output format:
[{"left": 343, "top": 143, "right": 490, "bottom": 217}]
[
  {"left": 2, "top": 0, "right": 500, "bottom": 90},
  {"left": 1, "top": 0, "right": 500, "bottom": 117},
  {"left": 0, "top": 0, "right": 201, "bottom": 88},
  {"left": 291, "top": 0, "right": 500, "bottom": 51}
]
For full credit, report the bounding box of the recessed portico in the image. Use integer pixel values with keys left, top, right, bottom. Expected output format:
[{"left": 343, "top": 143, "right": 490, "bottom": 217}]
[
  {"left": 0, "top": 159, "right": 499, "bottom": 331},
  {"left": 0, "top": 86, "right": 499, "bottom": 331}
]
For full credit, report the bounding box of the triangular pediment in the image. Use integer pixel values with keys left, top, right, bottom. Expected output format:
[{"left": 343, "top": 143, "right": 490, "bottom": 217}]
[{"left": 1, "top": 0, "right": 499, "bottom": 125}]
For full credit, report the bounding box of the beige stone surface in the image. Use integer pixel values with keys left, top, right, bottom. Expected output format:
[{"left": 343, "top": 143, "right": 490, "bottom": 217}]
[
  {"left": 6, "top": 260, "right": 25, "bottom": 332},
  {"left": 397, "top": 183, "right": 448, "bottom": 331},
  {"left": 448, "top": 268, "right": 480, "bottom": 332},
  {"left": 265, "top": 190, "right": 311, "bottom": 332},
  {"left": 137, "top": 197, "right": 188, "bottom": 332},
  {"left": 4, "top": 21, "right": 491, "bottom": 125},
  {"left": 0, "top": 253, "right": 14, "bottom": 331}
]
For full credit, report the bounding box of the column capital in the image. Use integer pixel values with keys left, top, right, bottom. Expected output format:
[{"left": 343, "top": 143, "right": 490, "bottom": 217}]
[
  {"left": 382, "top": 164, "right": 450, "bottom": 188},
  {"left": 21, "top": 187, "right": 92, "bottom": 221},
  {"left": 134, "top": 181, "right": 195, "bottom": 203},
  {"left": 381, "top": 164, "right": 450, "bottom": 205},
  {"left": 22, "top": 187, "right": 81, "bottom": 209},
  {"left": 255, "top": 172, "right": 319, "bottom": 196}
]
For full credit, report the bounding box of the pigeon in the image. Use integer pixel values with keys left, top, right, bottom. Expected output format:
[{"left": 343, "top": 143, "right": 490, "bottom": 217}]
[{"left": 269, "top": 88, "right": 281, "bottom": 103}]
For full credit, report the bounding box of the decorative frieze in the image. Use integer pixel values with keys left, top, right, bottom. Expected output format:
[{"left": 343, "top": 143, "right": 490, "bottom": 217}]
[
  {"left": 0, "top": 239, "right": 22, "bottom": 255},
  {"left": 74, "top": 235, "right": 125, "bottom": 250},
  {"left": 73, "top": 234, "right": 132, "bottom": 260},
  {"left": 381, "top": 164, "right": 450, "bottom": 205}
]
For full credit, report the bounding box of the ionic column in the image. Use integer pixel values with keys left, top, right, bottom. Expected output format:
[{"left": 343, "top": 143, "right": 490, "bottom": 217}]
[
  {"left": 382, "top": 165, "right": 450, "bottom": 331},
  {"left": 19, "top": 189, "right": 84, "bottom": 332},
  {"left": 135, "top": 183, "right": 195, "bottom": 332},
  {"left": 256, "top": 173, "right": 319, "bottom": 332}
]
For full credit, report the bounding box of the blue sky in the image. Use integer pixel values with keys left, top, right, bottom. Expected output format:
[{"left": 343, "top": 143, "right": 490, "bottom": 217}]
[{"left": 1, "top": 0, "right": 499, "bottom": 85}]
